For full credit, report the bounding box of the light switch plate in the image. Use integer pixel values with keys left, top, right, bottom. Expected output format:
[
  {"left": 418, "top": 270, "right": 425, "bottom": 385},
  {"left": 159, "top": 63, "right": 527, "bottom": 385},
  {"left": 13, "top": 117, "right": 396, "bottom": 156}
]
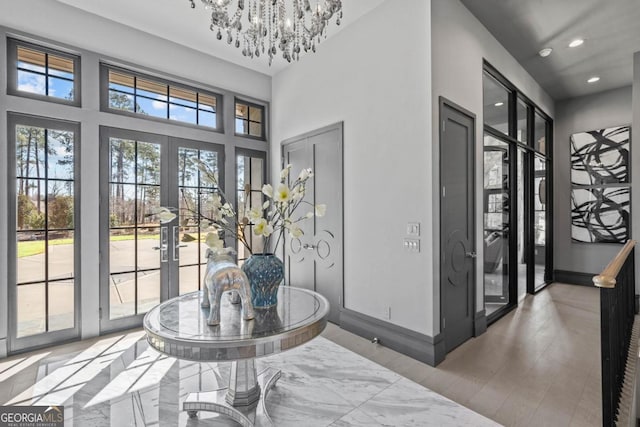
[
  {"left": 403, "top": 238, "right": 420, "bottom": 253},
  {"left": 407, "top": 222, "right": 420, "bottom": 236}
]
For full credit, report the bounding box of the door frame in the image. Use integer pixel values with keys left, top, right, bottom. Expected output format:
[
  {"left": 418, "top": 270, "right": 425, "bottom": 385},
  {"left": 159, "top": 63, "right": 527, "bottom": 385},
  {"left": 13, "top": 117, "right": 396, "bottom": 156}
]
[
  {"left": 7, "top": 113, "right": 82, "bottom": 353},
  {"left": 438, "top": 97, "right": 477, "bottom": 348},
  {"left": 281, "top": 121, "right": 344, "bottom": 322}
]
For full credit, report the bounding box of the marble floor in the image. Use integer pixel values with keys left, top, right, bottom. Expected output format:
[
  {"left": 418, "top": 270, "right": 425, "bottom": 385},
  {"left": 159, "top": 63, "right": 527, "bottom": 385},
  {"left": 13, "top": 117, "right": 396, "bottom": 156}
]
[
  {"left": 0, "top": 330, "right": 497, "bottom": 426},
  {"left": 0, "top": 283, "right": 599, "bottom": 426}
]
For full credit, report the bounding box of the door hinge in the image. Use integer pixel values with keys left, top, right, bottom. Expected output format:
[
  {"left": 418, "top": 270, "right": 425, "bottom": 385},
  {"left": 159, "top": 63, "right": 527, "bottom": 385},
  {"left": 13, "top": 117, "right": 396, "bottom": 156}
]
[
  {"left": 99, "top": 307, "right": 103, "bottom": 320},
  {"left": 443, "top": 318, "right": 446, "bottom": 329},
  {"left": 442, "top": 186, "right": 446, "bottom": 198},
  {"left": 442, "top": 120, "right": 446, "bottom": 132}
]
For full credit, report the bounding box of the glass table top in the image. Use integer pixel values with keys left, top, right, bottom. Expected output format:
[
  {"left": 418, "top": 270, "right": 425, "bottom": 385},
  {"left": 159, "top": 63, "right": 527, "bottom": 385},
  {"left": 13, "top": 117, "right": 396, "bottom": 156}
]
[{"left": 143, "top": 286, "right": 330, "bottom": 361}]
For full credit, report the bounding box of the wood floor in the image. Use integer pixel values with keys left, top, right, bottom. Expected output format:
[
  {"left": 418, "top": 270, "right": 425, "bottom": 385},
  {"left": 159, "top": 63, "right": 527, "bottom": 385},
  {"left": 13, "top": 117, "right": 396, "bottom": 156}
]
[{"left": 322, "top": 283, "right": 601, "bottom": 427}]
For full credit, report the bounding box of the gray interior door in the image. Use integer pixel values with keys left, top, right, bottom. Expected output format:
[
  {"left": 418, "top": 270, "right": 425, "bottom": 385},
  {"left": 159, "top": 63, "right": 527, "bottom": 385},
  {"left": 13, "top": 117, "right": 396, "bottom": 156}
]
[
  {"left": 282, "top": 123, "right": 343, "bottom": 324},
  {"left": 440, "top": 100, "right": 476, "bottom": 353}
]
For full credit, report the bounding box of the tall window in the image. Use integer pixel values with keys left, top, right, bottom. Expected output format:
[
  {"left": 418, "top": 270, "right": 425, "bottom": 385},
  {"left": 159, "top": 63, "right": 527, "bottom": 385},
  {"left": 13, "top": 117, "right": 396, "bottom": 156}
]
[
  {"left": 102, "top": 65, "right": 221, "bottom": 129},
  {"left": 8, "top": 38, "right": 81, "bottom": 106},
  {"left": 9, "top": 114, "right": 79, "bottom": 345},
  {"left": 235, "top": 99, "right": 265, "bottom": 139}
]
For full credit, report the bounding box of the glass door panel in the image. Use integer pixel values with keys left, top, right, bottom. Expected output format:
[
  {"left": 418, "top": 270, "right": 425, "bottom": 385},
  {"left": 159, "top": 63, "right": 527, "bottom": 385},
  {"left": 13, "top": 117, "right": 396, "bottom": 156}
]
[
  {"left": 107, "top": 137, "right": 163, "bottom": 319},
  {"left": 516, "top": 149, "right": 528, "bottom": 300},
  {"left": 483, "top": 135, "right": 510, "bottom": 316},
  {"left": 9, "top": 114, "right": 80, "bottom": 352},
  {"left": 100, "top": 128, "right": 167, "bottom": 332},
  {"left": 534, "top": 155, "right": 547, "bottom": 290},
  {"left": 177, "top": 145, "right": 221, "bottom": 296},
  {"left": 236, "top": 149, "right": 266, "bottom": 265}
]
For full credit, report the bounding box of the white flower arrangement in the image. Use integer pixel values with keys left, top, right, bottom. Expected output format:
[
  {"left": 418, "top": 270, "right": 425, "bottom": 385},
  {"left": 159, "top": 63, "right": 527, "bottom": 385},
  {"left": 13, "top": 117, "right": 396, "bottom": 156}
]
[{"left": 156, "top": 161, "right": 326, "bottom": 257}]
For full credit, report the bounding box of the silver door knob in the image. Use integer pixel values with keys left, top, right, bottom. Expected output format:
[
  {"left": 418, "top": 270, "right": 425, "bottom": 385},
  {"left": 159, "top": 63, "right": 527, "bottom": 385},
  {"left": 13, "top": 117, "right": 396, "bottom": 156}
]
[
  {"left": 465, "top": 252, "right": 477, "bottom": 258},
  {"left": 303, "top": 243, "right": 316, "bottom": 250}
]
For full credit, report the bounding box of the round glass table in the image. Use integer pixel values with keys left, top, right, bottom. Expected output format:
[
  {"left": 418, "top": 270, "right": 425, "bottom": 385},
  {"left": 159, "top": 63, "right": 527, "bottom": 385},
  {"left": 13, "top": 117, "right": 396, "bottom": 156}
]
[{"left": 143, "top": 286, "right": 330, "bottom": 426}]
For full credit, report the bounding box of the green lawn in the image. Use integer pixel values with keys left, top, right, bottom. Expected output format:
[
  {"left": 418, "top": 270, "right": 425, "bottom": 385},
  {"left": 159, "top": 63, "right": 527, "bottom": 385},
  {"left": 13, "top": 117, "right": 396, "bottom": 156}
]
[{"left": 17, "top": 233, "right": 200, "bottom": 258}]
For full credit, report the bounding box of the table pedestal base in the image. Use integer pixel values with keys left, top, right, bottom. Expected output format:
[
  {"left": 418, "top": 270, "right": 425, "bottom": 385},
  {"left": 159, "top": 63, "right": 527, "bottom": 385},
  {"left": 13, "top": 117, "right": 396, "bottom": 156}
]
[{"left": 183, "top": 364, "right": 281, "bottom": 427}]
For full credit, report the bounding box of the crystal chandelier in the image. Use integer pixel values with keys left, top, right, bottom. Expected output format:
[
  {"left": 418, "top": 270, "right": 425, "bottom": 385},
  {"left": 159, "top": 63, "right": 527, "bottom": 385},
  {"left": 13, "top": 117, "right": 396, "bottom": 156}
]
[{"left": 187, "top": 0, "right": 343, "bottom": 65}]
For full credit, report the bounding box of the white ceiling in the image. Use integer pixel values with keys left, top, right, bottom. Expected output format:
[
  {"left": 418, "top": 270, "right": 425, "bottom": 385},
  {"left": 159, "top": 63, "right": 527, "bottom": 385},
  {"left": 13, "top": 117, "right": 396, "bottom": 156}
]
[
  {"left": 54, "top": 0, "right": 385, "bottom": 76},
  {"left": 461, "top": 0, "right": 640, "bottom": 100}
]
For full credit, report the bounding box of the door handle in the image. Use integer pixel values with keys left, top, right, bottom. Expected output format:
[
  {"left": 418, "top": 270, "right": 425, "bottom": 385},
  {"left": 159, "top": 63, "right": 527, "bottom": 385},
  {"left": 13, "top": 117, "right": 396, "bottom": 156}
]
[
  {"left": 465, "top": 252, "right": 477, "bottom": 258},
  {"left": 303, "top": 243, "right": 316, "bottom": 250},
  {"left": 172, "top": 226, "right": 181, "bottom": 262},
  {"left": 158, "top": 227, "right": 168, "bottom": 263}
]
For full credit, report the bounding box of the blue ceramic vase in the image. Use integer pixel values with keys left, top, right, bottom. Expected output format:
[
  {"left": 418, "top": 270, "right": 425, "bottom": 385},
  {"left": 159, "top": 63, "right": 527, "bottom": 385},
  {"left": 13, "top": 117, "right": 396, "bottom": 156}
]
[{"left": 241, "top": 254, "right": 284, "bottom": 308}]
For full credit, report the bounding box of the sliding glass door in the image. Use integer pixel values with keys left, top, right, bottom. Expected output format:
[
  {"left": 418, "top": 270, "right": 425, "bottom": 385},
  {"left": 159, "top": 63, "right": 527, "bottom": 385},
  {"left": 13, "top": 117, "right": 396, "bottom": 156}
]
[
  {"left": 99, "top": 127, "right": 224, "bottom": 332},
  {"left": 8, "top": 114, "right": 80, "bottom": 352}
]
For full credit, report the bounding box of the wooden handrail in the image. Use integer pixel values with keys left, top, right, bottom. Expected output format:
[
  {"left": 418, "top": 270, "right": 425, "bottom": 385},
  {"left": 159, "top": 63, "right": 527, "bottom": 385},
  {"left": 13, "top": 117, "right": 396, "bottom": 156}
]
[{"left": 593, "top": 240, "right": 637, "bottom": 288}]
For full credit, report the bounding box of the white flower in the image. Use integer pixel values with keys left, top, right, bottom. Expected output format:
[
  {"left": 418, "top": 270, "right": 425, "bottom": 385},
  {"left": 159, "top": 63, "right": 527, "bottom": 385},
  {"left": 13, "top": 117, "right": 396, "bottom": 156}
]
[
  {"left": 298, "top": 168, "right": 313, "bottom": 181},
  {"left": 262, "top": 200, "right": 270, "bottom": 210},
  {"left": 262, "top": 184, "right": 273, "bottom": 198},
  {"left": 274, "top": 184, "right": 291, "bottom": 203},
  {"left": 153, "top": 207, "right": 176, "bottom": 223},
  {"left": 280, "top": 164, "right": 292, "bottom": 180},
  {"left": 289, "top": 225, "right": 303, "bottom": 238},
  {"left": 291, "top": 186, "right": 305, "bottom": 201},
  {"left": 248, "top": 206, "right": 263, "bottom": 221},
  {"left": 211, "top": 193, "right": 222, "bottom": 209},
  {"left": 305, "top": 212, "right": 314, "bottom": 219},
  {"left": 315, "top": 204, "right": 327, "bottom": 217},
  {"left": 221, "top": 202, "right": 234, "bottom": 217},
  {"left": 205, "top": 232, "right": 224, "bottom": 251},
  {"left": 254, "top": 218, "right": 273, "bottom": 237}
]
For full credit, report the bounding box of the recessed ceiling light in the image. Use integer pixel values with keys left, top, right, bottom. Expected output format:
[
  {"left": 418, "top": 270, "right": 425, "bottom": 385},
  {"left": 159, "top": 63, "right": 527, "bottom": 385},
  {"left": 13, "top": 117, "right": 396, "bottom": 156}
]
[
  {"left": 587, "top": 76, "right": 600, "bottom": 83},
  {"left": 538, "top": 47, "right": 553, "bottom": 57},
  {"left": 569, "top": 39, "right": 584, "bottom": 48},
  {"left": 495, "top": 102, "right": 504, "bottom": 107}
]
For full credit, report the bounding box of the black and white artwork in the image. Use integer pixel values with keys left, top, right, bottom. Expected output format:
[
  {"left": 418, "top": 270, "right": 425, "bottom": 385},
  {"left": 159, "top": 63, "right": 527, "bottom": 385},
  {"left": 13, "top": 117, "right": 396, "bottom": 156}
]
[
  {"left": 571, "top": 187, "right": 630, "bottom": 243},
  {"left": 570, "top": 126, "right": 630, "bottom": 186}
]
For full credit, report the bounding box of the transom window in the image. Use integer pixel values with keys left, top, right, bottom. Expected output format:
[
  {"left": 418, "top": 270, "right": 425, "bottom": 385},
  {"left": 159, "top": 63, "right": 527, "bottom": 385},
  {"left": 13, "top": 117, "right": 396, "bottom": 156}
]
[
  {"left": 102, "top": 65, "right": 221, "bottom": 129},
  {"left": 235, "top": 99, "right": 265, "bottom": 139},
  {"left": 8, "top": 38, "right": 80, "bottom": 105}
]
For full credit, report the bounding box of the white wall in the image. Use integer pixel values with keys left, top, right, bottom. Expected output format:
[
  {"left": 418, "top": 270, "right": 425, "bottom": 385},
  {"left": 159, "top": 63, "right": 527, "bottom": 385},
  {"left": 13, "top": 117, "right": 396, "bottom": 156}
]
[
  {"left": 554, "top": 86, "right": 633, "bottom": 275},
  {"left": 431, "top": 0, "right": 555, "bottom": 324},
  {"left": 272, "top": 0, "right": 434, "bottom": 335}
]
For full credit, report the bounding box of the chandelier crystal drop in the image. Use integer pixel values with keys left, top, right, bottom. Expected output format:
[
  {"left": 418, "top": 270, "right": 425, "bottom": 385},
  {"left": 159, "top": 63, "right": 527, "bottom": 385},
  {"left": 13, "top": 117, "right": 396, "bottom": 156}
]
[{"left": 187, "top": 0, "right": 343, "bottom": 65}]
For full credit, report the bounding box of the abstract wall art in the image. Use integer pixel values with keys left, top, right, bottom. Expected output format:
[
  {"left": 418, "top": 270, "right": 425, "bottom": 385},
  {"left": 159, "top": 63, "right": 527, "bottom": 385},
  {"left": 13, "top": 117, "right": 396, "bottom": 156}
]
[
  {"left": 570, "top": 126, "right": 630, "bottom": 186},
  {"left": 570, "top": 125, "right": 631, "bottom": 244},
  {"left": 571, "top": 185, "right": 630, "bottom": 243}
]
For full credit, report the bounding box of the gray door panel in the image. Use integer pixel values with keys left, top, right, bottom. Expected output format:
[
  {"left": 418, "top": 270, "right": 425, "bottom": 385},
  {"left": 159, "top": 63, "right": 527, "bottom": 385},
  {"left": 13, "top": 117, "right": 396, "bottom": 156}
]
[
  {"left": 283, "top": 123, "right": 343, "bottom": 324},
  {"left": 440, "top": 102, "right": 476, "bottom": 353}
]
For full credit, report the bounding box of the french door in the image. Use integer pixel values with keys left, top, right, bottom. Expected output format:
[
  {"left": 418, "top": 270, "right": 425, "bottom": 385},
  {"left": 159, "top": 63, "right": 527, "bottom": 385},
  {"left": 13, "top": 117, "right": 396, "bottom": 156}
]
[
  {"left": 8, "top": 113, "right": 81, "bottom": 353},
  {"left": 99, "top": 127, "right": 224, "bottom": 332}
]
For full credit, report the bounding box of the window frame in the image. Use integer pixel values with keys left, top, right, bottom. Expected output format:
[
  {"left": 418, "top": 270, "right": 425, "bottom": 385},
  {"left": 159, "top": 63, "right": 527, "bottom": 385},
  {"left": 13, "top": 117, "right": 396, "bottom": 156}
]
[
  {"left": 99, "top": 64, "right": 224, "bottom": 132},
  {"left": 7, "top": 38, "right": 82, "bottom": 107},
  {"left": 234, "top": 98, "right": 266, "bottom": 140}
]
